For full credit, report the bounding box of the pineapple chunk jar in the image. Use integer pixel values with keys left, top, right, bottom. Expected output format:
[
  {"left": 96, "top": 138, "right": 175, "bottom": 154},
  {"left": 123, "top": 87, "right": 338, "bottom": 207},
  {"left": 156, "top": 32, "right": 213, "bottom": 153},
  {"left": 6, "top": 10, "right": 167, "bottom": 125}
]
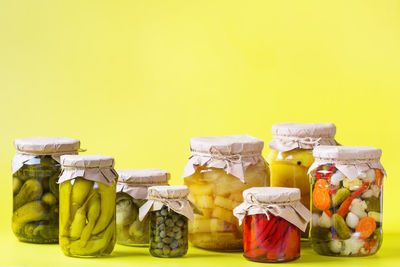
[
  {"left": 116, "top": 169, "right": 170, "bottom": 246},
  {"left": 267, "top": 123, "right": 338, "bottom": 238},
  {"left": 183, "top": 135, "right": 270, "bottom": 250}
]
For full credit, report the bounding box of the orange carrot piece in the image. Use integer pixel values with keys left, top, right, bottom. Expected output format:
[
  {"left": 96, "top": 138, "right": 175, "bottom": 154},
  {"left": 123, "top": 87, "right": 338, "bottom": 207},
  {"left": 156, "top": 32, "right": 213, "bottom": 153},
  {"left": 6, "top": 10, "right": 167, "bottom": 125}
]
[
  {"left": 356, "top": 217, "right": 376, "bottom": 239},
  {"left": 375, "top": 169, "right": 384, "bottom": 187}
]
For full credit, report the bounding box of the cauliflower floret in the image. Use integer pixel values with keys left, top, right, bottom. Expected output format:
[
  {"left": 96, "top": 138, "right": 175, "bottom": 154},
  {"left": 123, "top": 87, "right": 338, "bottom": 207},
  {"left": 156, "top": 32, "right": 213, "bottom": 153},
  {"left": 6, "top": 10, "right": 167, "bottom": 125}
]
[
  {"left": 341, "top": 235, "right": 364, "bottom": 256},
  {"left": 362, "top": 185, "right": 380, "bottom": 199},
  {"left": 349, "top": 198, "right": 367, "bottom": 219},
  {"left": 330, "top": 171, "right": 345, "bottom": 186},
  {"left": 317, "top": 211, "right": 332, "bottom": 228},
  {"left": 360, "top": 169, "right": 376, "bottom": 183},
  {"left": 312, "top": 213, "right": 320, "bottom": 227},
  {"left": 343, "top": 178, "right": 362, "bottom": 191},
  {"left": 345, "top": 212, "right": 359, "bottom": 229},
  {"left": 329, "top": 239, "right": 343, "bottom": 254}
]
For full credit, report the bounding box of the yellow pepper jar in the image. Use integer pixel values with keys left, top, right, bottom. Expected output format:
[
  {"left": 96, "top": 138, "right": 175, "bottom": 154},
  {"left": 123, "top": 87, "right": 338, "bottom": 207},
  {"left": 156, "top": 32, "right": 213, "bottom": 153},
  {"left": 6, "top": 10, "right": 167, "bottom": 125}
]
[
  {"left": 183, "top": 135, "right": 269, "bottom": 251},
  {"left": 12, "top": 137, "right": 80, "bottom": 244},
  {"left": 266, "top": 123, "right": 338, "bottom": 238},
  {"left": 58, "top": 155, "right": 118, "bottom": 257}
]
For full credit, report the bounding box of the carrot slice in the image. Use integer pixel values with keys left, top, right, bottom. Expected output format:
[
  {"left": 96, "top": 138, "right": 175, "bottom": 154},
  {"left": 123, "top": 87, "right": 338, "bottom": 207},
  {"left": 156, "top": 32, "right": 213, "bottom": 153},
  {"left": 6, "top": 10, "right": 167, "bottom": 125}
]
[
  {"left": 313, "top": 188, "right": 331, "bottom": 210},
  {"left": 356, "top": 217, "right": 376, "bottom": 239},
  {"left": 375, "top": 169, "right": 384, "bottom": 187}
]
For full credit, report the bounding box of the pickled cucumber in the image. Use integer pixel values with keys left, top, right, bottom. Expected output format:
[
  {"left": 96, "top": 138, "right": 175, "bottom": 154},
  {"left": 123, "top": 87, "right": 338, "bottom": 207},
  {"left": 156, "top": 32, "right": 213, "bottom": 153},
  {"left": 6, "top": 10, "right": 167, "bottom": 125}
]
[
  {"left": 311, "top": 226, "right": 331, "bottom": 241},
  {"left": 332, "top": 188, "right": 350, "bottom": 207},
  {"left": 149, "top": 206, "right": 188, "bottom": 258},
  {"left": 12, "top": 201, "right": 49, "bottom": 234},
  {"left": 365, "top": 196, "right": 380, "bottom": 213},
  {"left": 333, "top": 214, "right": 351, "bottom": 240},
  {"left": 13, "top": 179, "right": 43, "bottom": 210}
]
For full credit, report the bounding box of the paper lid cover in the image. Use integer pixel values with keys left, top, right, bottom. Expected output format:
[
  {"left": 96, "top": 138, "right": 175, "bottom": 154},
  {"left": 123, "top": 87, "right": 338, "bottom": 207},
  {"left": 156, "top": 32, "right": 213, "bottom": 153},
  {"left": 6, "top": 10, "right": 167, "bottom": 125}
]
[
  {"left": 61, "top": 154, "right": 114, "bottom": 168},
  {"left": 148, "top": 185, "right": 189, "bottom": 199},
  {"left": 14, "top": 137, "right": 80, "bottom": 154},
  {"left": 269, "top": 123, "right": 337, "bottom": 152},
  {"left": 117, "top": 169, "right": 170, "bottom": 185},
  {"left": 243, "top": 187, "right": 301, "bottom": 204}
]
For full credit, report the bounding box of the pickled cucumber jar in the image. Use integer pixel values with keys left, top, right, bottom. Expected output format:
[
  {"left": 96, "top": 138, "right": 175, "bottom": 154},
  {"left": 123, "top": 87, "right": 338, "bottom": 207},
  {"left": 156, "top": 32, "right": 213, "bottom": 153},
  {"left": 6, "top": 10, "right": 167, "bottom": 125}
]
[
  {"left": 308, "top": 146, "right": 385, "bottom": 256},
  {"left": 234, "top": 187, "right": 311, "bottom": 262},
  {"left": 58, "top": 155, "right": 118, "bottom": 257},
  {"left": 182, "top": 135, "right": 269, "bottom": 250},
  {"left": 12, "top": 137, "right": 81, "bottom": 243},
  {"left": 139, "top": 185, "right": 198, "bottom": 258},
  {"left": 116, "top": 169, "right": 170, "bottom": 246},
  {"left": 267, "top": 123, "right": 337, "bottom": 238}
]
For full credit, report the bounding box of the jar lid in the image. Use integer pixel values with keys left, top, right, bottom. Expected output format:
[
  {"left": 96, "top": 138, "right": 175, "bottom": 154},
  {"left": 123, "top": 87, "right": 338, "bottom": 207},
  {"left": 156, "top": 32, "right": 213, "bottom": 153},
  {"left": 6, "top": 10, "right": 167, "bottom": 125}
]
[
  {"left": 60, "top": 154, "right": 114, "bottom": 168},
  {"left": 117, "top": 169, "right": 170, "bottom": 185},
  {"left": 14, "top": 137, "right": 80, "bottom": 154},
  {"left": 148, "top": 185, "right": 189, "bottom": 199},
  {"left": 269, "top": 123, "right": 337, "bottom": 152},
  {"left": 313, "top": 145, "right": 382, "bottom": 161},
  {"left": 243, "top": 187, "right": 301, "bottom": 204},
  {"left": 190, "top": 135, "right": 264, "bottom": 156}
]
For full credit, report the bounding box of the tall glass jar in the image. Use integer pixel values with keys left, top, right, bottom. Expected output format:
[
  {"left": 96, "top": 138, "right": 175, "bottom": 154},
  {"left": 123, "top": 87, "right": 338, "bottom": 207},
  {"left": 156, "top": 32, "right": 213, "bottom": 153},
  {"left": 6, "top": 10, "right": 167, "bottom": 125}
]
[
  {"left": 234, "top": 187, "right": 311, "bottom": 262},
  {"left": 116, "top": 169, "right": 170, "bottom": 246},
  {"left": 58, "top": 155, "right": 118, "bottom": 257},
  {"left": 267, "top": 123, "right": 337, "bottom": 238},
  {"left": 12, "top": 137, "right": 80, "bottom": 243},
  {"left": 183, "top": 135, "right": 269, "bottom": 251},
  {"left": 139, "top": 185, "right": 196, "bottom": 258},
  {"left": 309, "top": 146, "right": 385, "bottom": 256}
]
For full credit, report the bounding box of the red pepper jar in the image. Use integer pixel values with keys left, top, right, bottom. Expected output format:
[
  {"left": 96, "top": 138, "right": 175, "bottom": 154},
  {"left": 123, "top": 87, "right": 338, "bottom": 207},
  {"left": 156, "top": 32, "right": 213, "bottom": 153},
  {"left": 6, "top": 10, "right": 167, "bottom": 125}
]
[{"left": 234, "top": 187, "right": 311, "bottom": 262}]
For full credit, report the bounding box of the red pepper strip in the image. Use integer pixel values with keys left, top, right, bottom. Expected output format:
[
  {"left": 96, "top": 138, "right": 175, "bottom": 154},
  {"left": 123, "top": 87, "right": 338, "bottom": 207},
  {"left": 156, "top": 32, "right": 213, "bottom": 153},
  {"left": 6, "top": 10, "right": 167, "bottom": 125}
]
[
  {"left": 324, "top": 165, "right": 336, "bottom": 179},
  {"left": 324, "top": 210, "right": 333, "bottom": 218},
  {"left": 375, "top": 169, "right": 384, "bottom": 188},
  {"left": 254, "top": 214, "right": 268, "bottom": 238},
  {"left": 316, "top": 169, "right": 322, "bottom": 179},
  {"left": 262, "top": 219, "right": 289, "bottom": 252},
  {"left": 256, "top": 216, "right": 278, "bottom": 244},
  {"left": 351, "top": 182, "right": 370, "bottom": 198},
  {"left": 338, "top": 182, "right": 370, "bottom": 216},
  {"left": 245, "top": 248, "right": 266, "bottom": 258},
  {"left": 257, "top": 218, "right": 280, "bottom": 251},
  {"left": 284, "top": 225, "right": 300, "bottom": 259}
]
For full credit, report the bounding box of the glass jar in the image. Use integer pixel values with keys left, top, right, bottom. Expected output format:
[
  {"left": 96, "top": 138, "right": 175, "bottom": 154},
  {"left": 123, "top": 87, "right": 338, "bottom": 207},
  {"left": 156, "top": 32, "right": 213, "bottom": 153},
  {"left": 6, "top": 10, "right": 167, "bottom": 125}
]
[
  {"left": 309, "top": 146, "right": 385, "bottom": 256},
  {"left": 139, "top": 185, "right": 195, "bottom": 258},
  {"left": 116, "top": 169, "right": 170, "bottom": 246},
  {"left": 183, "top": 135, "right": 269, "bottom": 250},
  {"left": 149, "top": 206, "right": 188, "bottom": 257},
  {"left": 12, "top": 137, "right": 80, "bottom": 243},
  {"left": 267, "top": 123, "right": 337, "bottom": 238},
  {"left": 234, "top": 187, "right": 311, "bottom": 262},
  {"left": 58, "top": 155, "right": 118, "bottom": 257}
]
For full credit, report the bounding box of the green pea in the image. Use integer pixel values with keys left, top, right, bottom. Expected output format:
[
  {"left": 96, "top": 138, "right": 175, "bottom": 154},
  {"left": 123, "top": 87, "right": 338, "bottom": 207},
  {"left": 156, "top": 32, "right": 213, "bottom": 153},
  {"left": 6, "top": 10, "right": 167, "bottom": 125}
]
[
  {"left": 151, "top": 242, "right": 157, "bottom": 249},
  {"left": 167, "top": 231, "right": 175, "bottom": 238},
  {"left": 165, "top": 219, "right": 174, "bottom": 227},
  {"left": 176, "top": 220, "right": 184, "bottom": 227},
  {"left": 175, "top": 231, "right": 182, "bottom": 239},
  {"left": 159, "top": 230, "right": 166, "bottom": 238},
  {"left": 163, "top": 246, "right": 171, "bottom": 255},
  {"left": 170, "top": 241, "right": 179, "bottom": 249},
  {"left": 163, "top": 237, "right": 172, "bottom": 244},
  {"left": 152, "top": 249, "right": 163, "bottom": 256},
  {"left": 161, "top": 209, "right": 168, "bottom": 216},
  {"left": 170, "top": 248, "right": 183, "bottom": 257},
  {"left": 156, "top": 217, "right": 164, "bottom": 224},
  {"left": 156, "top": 242, "right": 163, "bottom": 249}
]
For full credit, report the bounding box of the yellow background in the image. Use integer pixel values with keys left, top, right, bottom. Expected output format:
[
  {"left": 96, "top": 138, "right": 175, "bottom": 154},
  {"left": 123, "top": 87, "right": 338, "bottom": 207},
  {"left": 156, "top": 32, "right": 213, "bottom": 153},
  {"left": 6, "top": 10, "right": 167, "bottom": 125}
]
[{"left": 0, "top": 0, "right": 399, "bottom": 265}]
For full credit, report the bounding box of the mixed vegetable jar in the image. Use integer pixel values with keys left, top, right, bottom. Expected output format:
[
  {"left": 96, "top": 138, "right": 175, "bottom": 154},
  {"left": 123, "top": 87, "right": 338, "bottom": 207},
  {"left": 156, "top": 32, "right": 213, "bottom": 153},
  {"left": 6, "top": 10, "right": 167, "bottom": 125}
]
[
  {"left": 116, "top": 169, "right": 170, "bottom": 246},
  {"left": 267, "top": 123, "right": 337, "bottom": 238},
  {"left": 309, "top": 146, "right": 385, "bottom": 256},
  {"left": 234, "top": 187, "right": 311, "bottom": 262},
  {"left": 58, "top": 155, "right": 118, "bottom": 257},
  {"left": 183, "top": 135, "right": 270, "bottom": 250},
  {"left": 12, "top": 137, "right": 81, "bottom": 243},
  {"left": 139, "top": 185, "right": 197, "bottom": 258}
]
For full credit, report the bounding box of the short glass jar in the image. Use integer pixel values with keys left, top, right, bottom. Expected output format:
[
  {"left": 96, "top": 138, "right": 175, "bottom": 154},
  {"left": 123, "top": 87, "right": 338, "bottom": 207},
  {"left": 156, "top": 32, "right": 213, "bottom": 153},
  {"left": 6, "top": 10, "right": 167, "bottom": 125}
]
[
  {"left": 234, "top": 187, "right": 311, "bottom": 262},
  {"left": 116, "top": 169, "right": 170, "bottom": 246},
  {"left": 183, "top": 135, "right": 269, "bottom": 251},
  {"left": 267, "top": 123, "right": 337, "bottom": 238},
  {"left": 139, "top": 185, "right": 197, "bottom": 258},
  {"left": 58, "top": 155, "right": 118, "bottom": 257},
  {"left": 309, "top": 146, "right": 385, "bottom": 256},
  {"left": 12, "top": 137, "right": 80, "bottom": 243}
]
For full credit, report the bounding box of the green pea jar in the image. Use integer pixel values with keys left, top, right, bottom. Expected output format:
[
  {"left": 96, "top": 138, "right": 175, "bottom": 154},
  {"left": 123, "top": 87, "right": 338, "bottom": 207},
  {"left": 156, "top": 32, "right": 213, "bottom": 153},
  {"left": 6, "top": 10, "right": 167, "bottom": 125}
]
[{"left": 139, "top": 185, "right": 197, "bottom": 258}]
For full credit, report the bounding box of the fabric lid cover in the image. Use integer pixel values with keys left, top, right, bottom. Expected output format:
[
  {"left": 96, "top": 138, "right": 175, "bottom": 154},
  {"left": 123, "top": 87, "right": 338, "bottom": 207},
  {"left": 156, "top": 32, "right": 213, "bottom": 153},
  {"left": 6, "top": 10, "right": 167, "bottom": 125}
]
[
  {"left": 308, "top": 146, "right": 386, "bottom": 180},
  {"left": 182, "top": 135, "right": 266, "bottom": 182},
  {"left": 116, "top": 169, "right": 170, "bottom": 199},
  {"left": 269, "top": 123, "right": 337, "bottom": 152},
  {"left": 12, "top": 136, "right": 81, "bottom": 174},
  {"left": 139, "top": 185, "right": 200, "bottom": 221},
  {"left": 58, "top": 155, "right": 118, "bottom": 186},
  {"left": 233, "top": 187, "right": 311, "bottom": 232}
]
